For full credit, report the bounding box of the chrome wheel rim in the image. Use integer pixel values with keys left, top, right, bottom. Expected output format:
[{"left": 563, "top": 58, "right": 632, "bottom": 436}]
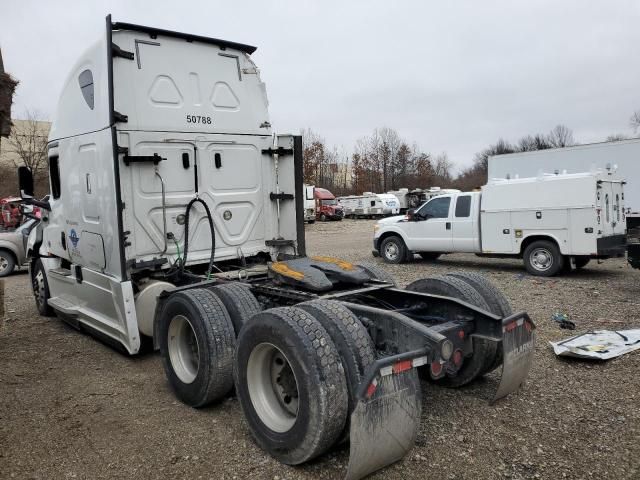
[
  {"left": 384, "top": 241, "right": 400, "bottom": 261},
  {"left": 168, "top": 315, "right": 200, "bottom": 384},
  {"left": 530, "top": 248, "right": 553, "bottom": 271},
  {"left": 0, "top": 256, "right": 8, "bottom": 274},
  {"left": 247, "top": 342, "right": 299, "bottom": 433}
]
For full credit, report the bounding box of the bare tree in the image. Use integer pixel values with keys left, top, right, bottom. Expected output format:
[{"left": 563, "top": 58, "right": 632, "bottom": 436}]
[
  {"left": 606, "top": 133, "right": 629, "bottom": 142},
  {"left": 547, "top": 124, "right": 575, "bottom": 148},
  {"left": 631, "top": 111, "right": 640, "bottom": 132},
  {"left": 0, "top": 48, "right": 19, "bottom": 139},
  {"left": 7, "top": 110, "right": 49, "bottom": 184}
]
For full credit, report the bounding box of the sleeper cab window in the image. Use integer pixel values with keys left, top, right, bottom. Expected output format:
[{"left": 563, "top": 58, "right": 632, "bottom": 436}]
[{"left": 78, "top": 69, "right": 94, "bottom": 110}]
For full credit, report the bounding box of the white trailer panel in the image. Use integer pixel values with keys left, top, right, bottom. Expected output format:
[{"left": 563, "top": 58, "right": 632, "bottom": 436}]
[{"left": 489, "top": 139, "right": 640, "bottom": 213}]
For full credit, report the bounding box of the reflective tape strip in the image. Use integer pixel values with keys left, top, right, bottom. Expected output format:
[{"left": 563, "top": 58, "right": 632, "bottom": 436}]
[{"left": 379, "top": 356, "right": 429, "bottom": 378}]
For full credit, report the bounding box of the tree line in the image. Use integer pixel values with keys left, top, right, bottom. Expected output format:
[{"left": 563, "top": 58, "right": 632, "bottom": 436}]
[{"left": 302, "top": 110, "right": 640, "bottom": 195}]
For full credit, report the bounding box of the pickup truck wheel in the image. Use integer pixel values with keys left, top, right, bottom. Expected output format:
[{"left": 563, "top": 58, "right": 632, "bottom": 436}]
[
  {"left": 379, "top": 236, "right": 407, "bottom": 264},
  {"left": 574, "top": 257, "right": 590, "bottom": 269},
  {"left": 419, "top": 252, "right": 441, "bottom": 261},
  {"left": 446, "top": 272, "right": 512, "bottom": 373},
  {"left": 523, "top": 240, "right": 563, "bottom": 276},
  {"left": 356, "top": 261, "right": 397, "bottom": 286},
  {"left": 234, "top": 307, "right": 348, "bottom": 465},
  {"left": 406, "top": 275, "right": 494, "bottom": 387},
  {"left": 158, "top": 288, "right": 235, "bottom": 407},
  {"left": 209, "top": 283, "right": 262, "bottom": 336},
  {"left": 31, "top": 259, "right": 54, "bottom": 316},
  {"left": 0, "top": 249, "right": 16, "bottom": 277}
]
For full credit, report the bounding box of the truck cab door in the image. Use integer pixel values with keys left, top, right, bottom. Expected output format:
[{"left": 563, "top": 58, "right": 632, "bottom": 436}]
[
  {"left": 408, "top": 195, "right": 453, "bottom": 252},
  {"left": 450, "top": 194, "right": 478, "bottom": 252}
]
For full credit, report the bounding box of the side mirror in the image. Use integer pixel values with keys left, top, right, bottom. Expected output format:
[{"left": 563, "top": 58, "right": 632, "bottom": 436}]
[{"left": 18, "top": 166, "right": 34, "bottom": 198}]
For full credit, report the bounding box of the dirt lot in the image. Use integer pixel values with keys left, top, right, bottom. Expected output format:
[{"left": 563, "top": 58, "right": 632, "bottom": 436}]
[{"left": 1, "top": 219, "right": 639, "bottom": 479}]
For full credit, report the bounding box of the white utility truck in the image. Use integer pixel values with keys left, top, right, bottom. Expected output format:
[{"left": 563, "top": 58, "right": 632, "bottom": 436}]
[
  {"left": 17, "top": 16, "right": 535, "bottom": 480},
  {"left": 303, "top": 184, "right": 316, "bottom": 223},
  {"left": 374, "top": 172, "right": 627, "bottom": 276}
]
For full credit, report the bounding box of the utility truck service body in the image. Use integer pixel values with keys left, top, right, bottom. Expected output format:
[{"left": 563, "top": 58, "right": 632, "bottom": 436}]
[
  {"left": 374, "top": 172, "right": 626, "bottom": 276},
  {"left": 18, "top": 17, "right": 535, "bottom": 480}
]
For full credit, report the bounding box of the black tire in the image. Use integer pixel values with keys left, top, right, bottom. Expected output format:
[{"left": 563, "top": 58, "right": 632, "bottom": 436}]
[
  {"left": 379, "top": 235, "right": 407, "bottom": 264},
  {"left": 356, "top": 261, "right": 397, "bottom": 286},
  {"left": 234, "top": 306, "right": 348, "bottom": 465},
  {"left": 209, "top": 282, "right": 261, "bottom": 336},
  {"left": 574, "top": 257, "right": 590, "bottom": 269},
  {"left": 446, "top": 272, "right": 512, "bottom": 373},
  {"left": 158, "top": 288, "right": 235, "bottom": 408},
  {"left": 31, "top": 259, "right": 54, "bottom": 316},
  {"left": 405, "top": 275, "right": 493, "bottom": 387},
  {"left": 419, "top": 252, "right": 441, "bottom": 261},
  {"left": 0, "top": 249, "right": 16, "bottom": 277},
  {"left": 320, "top": 213, "right": 327, "bottom": 222},
  {"left": 308, "top": 220, "right": 315, "bottom": 224},
  {"left": 523, "top": 240, "right": 564, "bottom": 276},
  {"left": 297, "top": 300, "right": 375, "bottom": 437}
]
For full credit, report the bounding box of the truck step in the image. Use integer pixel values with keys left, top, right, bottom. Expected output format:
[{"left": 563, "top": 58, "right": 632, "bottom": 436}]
[
  {"left": 49, "top": 268, "right": 73, "bottom": 277},
  {"left": 47, "top": 296, "right": 80, "bottom": 316}
]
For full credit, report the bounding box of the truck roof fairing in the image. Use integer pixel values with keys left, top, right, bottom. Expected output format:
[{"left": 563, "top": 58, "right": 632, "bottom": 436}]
[{"left": 111, "top": 20, "right": 257, "bottom": 55}]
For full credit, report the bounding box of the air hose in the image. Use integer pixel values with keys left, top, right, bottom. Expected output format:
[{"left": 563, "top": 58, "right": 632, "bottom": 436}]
[{"left": 181, "top": 197, "right": 216, "bottom": 278}]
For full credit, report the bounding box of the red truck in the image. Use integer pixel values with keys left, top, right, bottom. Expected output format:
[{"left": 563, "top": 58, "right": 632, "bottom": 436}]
[{"left": 314, "top": 187, "right": 343, "bottom": 221}]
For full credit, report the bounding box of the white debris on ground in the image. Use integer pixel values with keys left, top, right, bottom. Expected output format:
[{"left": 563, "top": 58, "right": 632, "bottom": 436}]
[{"left": 550, "top": 329, "right": 640, "bottom": 360}]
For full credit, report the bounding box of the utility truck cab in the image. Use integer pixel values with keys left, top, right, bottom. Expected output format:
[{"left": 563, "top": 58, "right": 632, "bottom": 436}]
[
  {"left": 374, "top": 172, "right": 627, "bottom": 276},
  {"left": 18, "top": 17, "right": 535, "bottom": 480}
]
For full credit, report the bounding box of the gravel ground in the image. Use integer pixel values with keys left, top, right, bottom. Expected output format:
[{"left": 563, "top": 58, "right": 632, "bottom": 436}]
[{"left": 1, "top": 218, "right": 639, "bottom": 479}]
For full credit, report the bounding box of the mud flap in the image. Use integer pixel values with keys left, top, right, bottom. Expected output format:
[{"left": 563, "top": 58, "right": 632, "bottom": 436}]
[
  {"left": 345, "top": 371, "right": 421, "bottom": 480},
  {"left": 492, "top": 313, "right": 536, "bottom": 403}
]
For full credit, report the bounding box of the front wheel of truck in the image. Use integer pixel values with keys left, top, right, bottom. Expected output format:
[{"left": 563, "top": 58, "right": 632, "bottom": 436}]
[
  {"left": 31, "top": 259, "right": 54, "bottom": 316},
  {"left": 379, "top": 236, "right": 407, "bottom": 264},
  {"left": 523, "top": 240, "right": 564, "bottom": 277}
]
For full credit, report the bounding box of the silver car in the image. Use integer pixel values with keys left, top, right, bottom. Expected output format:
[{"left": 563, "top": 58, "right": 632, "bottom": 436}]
[{"left": 0, "top": 219, "right": 36, "bottom": 277}]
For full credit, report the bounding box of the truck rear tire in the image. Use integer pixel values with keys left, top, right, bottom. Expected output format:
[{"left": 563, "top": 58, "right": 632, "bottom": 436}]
[
  {"left": 0, "top": 249, "right": 16, "bottom": 277},
  {"left": 446, "top": 272, "right": 512, "bottom": 373},
  {"left": 234, "top": 306, "right": 348, "bottom": 465},
  {"left": 523, "top": 240, "right": 564, "bottom": 276},
  {"left": 356, "top": 261, "right": 397, "bottom": 286},
  {"left": 405, "top": 275, "right": 495, "bottom": 387},
  {"left": 31, "top": 259, "right": 54, "bottom": 316},
  {"left": 379, "top": 236, "right": 407, "bottom": 264},
  {"left": 158, "top": 288, "right": 235, "bottom": 408},
  {"left": 209, "top": 283, "right": 261, "bottom": 335},
  {"left": 298, "top": 300, "right": 375, "bottom": 436}
]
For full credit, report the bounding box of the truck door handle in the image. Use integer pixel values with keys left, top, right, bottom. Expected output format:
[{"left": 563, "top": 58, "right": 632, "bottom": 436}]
[{"left": 446, "top": 222, "right": 451, "bottom": 230}]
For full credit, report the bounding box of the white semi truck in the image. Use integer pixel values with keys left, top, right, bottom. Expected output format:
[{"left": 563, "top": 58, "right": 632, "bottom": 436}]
[
  {"left": 374, "top": 172, "right": 627, "bottom": 276},
  {"left": 303, "top": 184, "right": 316, "bottom": 223},
  {"left": 17, "top": 16, "right": 535, "bottom": 480}
]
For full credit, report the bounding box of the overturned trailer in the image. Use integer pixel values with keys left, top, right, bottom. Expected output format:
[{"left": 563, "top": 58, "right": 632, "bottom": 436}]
[{"left": 17, "top": 17, "right": 535, "bottom": 480}]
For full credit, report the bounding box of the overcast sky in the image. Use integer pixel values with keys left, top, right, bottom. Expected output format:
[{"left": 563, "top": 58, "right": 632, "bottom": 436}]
[{"left": 2, "top": 0, "right": 639, "bottom": 171}]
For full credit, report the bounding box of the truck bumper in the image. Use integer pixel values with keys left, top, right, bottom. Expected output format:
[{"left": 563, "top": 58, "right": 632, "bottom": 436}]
[{"left": 596, "top": 234, "right": 627, "bottom": 257}]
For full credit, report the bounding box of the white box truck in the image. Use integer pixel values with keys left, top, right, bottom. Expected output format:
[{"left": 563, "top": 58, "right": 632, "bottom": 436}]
[
  {"left": 303, "top": 184, "right": 316, "bottom": 223},
  {"left": 14, "top": 15, "right": 535, "bottom": 480},
  {"left": 373, "top": 172, "right": 627, "bottom": 276},
  {"left": 489, "top": 139, "right": 640, "bottom": 214}
]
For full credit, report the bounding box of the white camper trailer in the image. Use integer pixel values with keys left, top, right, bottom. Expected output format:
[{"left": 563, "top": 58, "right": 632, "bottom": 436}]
[
  {"left": 338, "top": 193, "right": 400, "bottom": 218},
  {"left": 388, "top": 188, "right": 427, "bottom": 213},
  {"left": 423, "top": 187, "right": 460, "bottom": 201}
]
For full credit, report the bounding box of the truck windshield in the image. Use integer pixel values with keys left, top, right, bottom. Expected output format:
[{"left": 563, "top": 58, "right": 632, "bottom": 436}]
[{"left": 321, "top": 199, "right": 337, "bottom": 206}]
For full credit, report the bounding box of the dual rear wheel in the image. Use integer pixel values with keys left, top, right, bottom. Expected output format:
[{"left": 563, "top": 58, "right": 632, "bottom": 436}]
[{"left": 158, "top": 286, "right": 377, "bottom": 464}]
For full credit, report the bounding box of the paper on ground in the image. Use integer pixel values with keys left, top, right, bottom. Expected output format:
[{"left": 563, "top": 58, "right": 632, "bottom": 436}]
[{"left": 550, "top": 329, "right": 640, "bottom": 360}]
